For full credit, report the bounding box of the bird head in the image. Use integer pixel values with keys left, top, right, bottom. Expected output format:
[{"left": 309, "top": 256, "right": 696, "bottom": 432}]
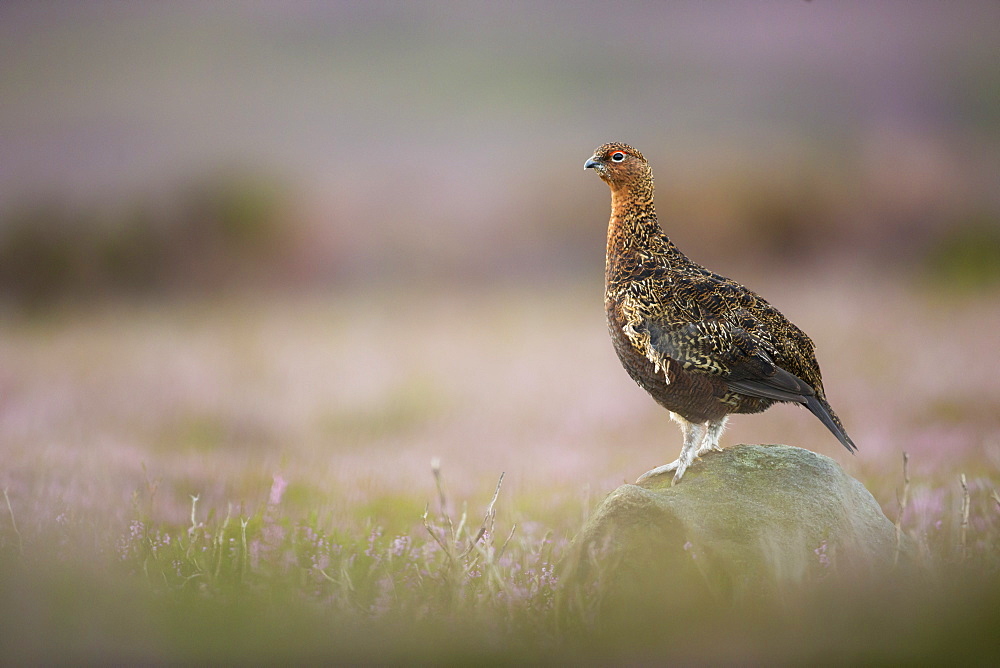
[{"left": 584, "top": 142, "right": 650, "bottom": 190}]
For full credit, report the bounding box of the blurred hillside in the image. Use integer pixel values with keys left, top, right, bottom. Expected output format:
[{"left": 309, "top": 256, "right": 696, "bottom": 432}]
[{"left": 1, "top": 1, "right": 998, "bottom": 307}]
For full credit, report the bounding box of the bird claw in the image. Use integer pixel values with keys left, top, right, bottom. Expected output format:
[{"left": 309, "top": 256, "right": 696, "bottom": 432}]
[{"left": 636, "top": 460, "right": 681, "bottom": 484}]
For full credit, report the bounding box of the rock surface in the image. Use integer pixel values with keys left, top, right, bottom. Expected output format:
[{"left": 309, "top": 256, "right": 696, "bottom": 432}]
[{"left": 559, "top": 444, "right": 902, "bottom": 609}]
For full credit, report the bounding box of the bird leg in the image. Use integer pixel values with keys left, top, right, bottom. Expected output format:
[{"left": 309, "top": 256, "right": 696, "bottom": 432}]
[
  {"left": 636, "top": 419, "right": 707, "bottom": 485},
  {"left": 695, "top": 417, "right": 728, "bottom": 457}
]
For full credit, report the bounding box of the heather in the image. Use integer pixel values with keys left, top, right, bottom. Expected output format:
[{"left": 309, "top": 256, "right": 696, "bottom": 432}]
[{"left": 2, "top": 282, "right": 999, "bottom": 663}]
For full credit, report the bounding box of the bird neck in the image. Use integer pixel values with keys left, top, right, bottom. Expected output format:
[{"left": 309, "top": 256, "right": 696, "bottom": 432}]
[{"left": 606, "top": 178, "right": 690, "bottom": 280}]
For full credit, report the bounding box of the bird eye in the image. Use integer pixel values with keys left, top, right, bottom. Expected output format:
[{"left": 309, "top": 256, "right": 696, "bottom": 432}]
[{"left": 611, "top": 151, "right": 626, "bottom": 162}]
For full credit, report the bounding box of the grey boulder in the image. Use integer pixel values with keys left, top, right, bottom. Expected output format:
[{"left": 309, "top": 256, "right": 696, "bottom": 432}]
[{"left": 560, "top": 444, "right": 903, "bottom": 608}]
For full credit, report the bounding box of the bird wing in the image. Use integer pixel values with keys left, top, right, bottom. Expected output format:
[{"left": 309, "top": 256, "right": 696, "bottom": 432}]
[
  {"left": 631, "top": 292, "right": 857, "bottom": 454},
  {"left": 640, "top": 316, "right": 817, "bottom": 403}
]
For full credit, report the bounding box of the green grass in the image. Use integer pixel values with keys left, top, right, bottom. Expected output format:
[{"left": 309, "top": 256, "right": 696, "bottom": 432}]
[{"left": 3, "top": 456, "right": 1000, "bottom": 664}]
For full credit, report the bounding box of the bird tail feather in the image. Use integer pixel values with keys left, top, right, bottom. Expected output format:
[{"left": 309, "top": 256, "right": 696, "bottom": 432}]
[{"left": 805, "top": 396, "right": 857, "bottom": 454}]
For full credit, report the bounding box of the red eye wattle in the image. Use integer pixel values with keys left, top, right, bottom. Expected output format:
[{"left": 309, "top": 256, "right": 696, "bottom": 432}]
[{"left": 611, "top": 152, "right": 626, "bottom": 162}]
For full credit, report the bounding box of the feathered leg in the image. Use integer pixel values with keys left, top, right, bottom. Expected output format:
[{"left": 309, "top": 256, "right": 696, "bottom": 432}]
[
  {"left": 636, "top": 416, "right": 707, "bottom": 485},
  {"left": 696, "top": 417, "right": 728, "bottom": 457}
]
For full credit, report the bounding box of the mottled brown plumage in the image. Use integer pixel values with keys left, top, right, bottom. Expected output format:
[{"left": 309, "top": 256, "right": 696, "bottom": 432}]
[{"left": 585, "top": 142, "right": 855, "bottom": 483}]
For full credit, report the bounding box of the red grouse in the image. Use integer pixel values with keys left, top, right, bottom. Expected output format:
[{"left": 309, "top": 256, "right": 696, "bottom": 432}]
[{"left": 585, "top": 142, "right": 855, "bottom": 484}]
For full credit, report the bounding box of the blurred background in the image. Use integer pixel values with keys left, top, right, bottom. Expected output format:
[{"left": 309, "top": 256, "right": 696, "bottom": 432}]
[
  {"left": 2, "top": 1, "right": 999, "bottom": 302},
  {"left": 1, "top": 1, "right": 999, "bottom": 526}
]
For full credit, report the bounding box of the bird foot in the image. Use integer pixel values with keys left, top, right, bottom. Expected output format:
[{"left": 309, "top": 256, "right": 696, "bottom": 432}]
[{"left": 636, "top": 459, "right": 687, "bottom": 485}]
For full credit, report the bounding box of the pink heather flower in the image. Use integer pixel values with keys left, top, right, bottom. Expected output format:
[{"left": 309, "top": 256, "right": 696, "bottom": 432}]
[
  {"left": 365, "top": 527, "right": 382, "bottom": 558},
  {"left": 268, "top": 474, "right": 288, "bottom": 506},
  {"left": 683, "top": 541, "right": 697, "bottom": 559},
  {"left": 814, "top": 540, "right": 830, "bottom": 568},
  {"left": 389, "top": 536, "right": 410, "bottom": 557},
  {"left": 540, "top": 564, "right": 557, "bottom": 588}
]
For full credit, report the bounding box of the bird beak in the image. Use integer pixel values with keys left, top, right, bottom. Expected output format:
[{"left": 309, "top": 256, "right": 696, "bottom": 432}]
[{"left": 584, "top": 156, "right": 600, "bottom": 170}]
